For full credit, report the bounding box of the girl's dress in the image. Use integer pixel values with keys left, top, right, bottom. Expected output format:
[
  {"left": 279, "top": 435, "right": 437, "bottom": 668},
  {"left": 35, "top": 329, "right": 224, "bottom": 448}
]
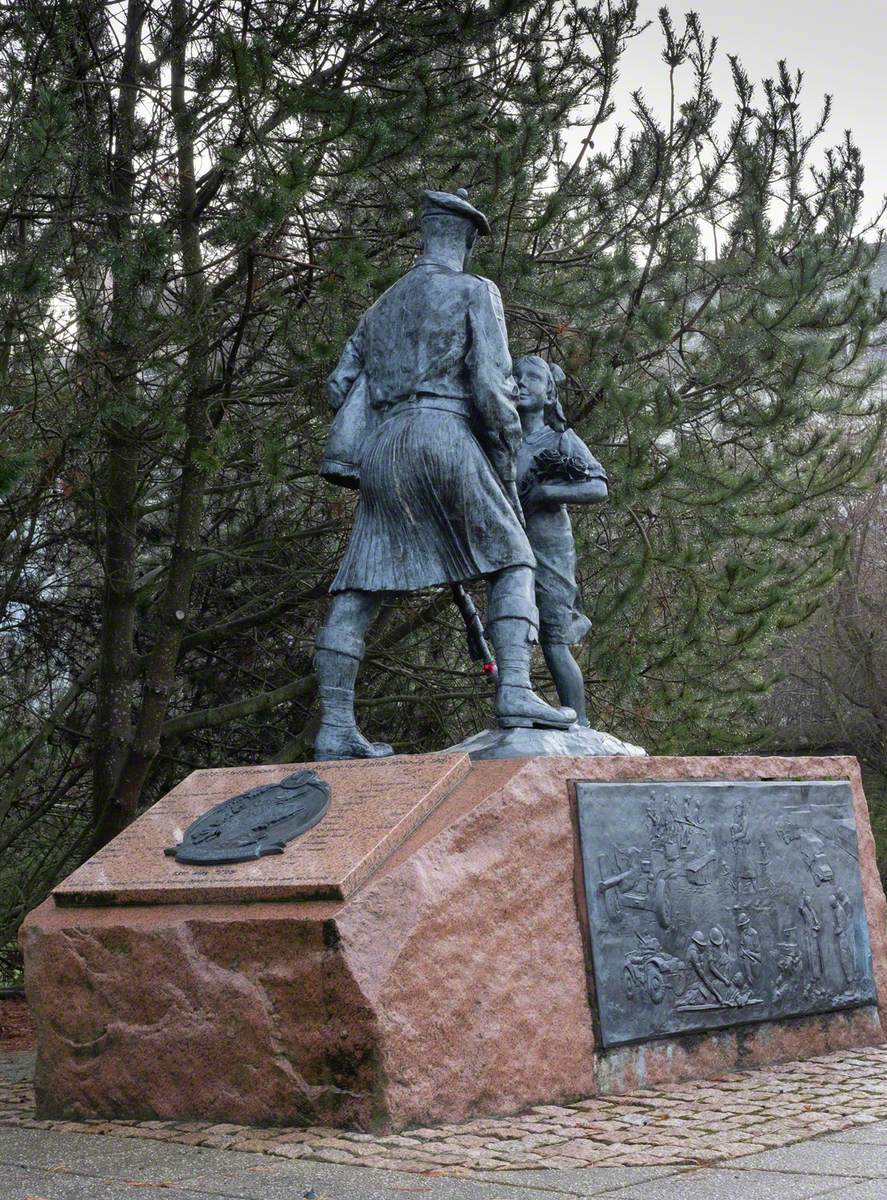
[{"left": 516, "top": 426, "right": 606, "bottom": 645}]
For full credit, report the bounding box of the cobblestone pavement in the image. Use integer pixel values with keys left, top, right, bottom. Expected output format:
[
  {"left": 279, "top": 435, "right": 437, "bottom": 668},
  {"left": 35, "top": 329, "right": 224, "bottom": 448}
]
[
  {"left": 0, "top": 996, "right": 31, "bottom": 1051},
  {"left": 3, "top": 1043, "right": 887, "bottom": 1177}
]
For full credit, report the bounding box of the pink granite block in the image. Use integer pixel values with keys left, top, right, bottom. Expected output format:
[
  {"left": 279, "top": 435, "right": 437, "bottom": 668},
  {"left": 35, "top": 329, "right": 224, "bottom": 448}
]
[{"left": 21, "top": 754, "right": 887, "bottom": 1130}]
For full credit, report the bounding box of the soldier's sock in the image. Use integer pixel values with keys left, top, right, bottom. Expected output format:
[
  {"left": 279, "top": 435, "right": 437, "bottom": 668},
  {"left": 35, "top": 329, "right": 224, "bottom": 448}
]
[
  {"left": 314, "top": 650, "right": 393, "bottom": 759},
  {"left": 486, "top": 567, "right": 539, "bottom": 690},
  {"left": 314, "top": 648, "right": 361, "bottom": 731},
  {"left": 541, "top": 641, "right": 586, "bottom": 720},
  {"left": 488, "top": 617, "right": 535, "bottom": 689}
]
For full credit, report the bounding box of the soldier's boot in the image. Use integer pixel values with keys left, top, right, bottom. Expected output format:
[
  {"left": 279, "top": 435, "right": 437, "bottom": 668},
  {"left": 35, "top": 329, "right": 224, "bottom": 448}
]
[
  {"left": 487, "top": 568, "right": 575, "bottom": 730},
  {"left": 313, "top": 629, "right": 393, "bottom": 762}
]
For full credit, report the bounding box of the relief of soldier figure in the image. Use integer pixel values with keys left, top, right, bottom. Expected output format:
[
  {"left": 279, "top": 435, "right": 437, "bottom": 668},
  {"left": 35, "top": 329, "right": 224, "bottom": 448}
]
[{"left": 313, "top": 187, "right": 606, "bottom": 760}]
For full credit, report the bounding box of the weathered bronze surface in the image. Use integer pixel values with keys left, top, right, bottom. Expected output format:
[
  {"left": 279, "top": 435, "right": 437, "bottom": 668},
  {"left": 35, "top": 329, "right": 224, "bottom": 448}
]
[
  {"left": 513, "top": 354, "right": 607, "bottom": 726},
  {"left": 575, "top": 780, "right": 878, "bottom": 1048},
  {"left": 164, "top": 769, "right": 330, "bottom": 865},
  {"left": 313, "top": 188, "right": 579, "bottom": 761}
]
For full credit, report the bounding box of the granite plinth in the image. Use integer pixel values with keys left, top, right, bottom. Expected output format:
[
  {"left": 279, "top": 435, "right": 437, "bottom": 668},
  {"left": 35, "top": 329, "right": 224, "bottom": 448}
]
[
  {"left": 447, "top": 723, "right": 646, "bottom": 759},
  {"left": 21, "top": 755, "right": 887, "bottom": 1132},
  {"left": 53, "top": 752, "right": 469, "bottom": 905}
]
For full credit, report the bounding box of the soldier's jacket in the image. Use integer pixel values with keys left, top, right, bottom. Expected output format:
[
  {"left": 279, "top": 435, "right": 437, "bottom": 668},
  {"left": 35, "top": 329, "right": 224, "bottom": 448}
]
[{"left": 327, "top": 258, "right": 522, "bottom": 483}]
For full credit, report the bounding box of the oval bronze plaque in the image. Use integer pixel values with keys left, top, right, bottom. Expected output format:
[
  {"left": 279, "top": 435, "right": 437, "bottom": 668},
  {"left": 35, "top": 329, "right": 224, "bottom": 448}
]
[{"left": 165, "top": 770, "right": 330, "bottom": 866}]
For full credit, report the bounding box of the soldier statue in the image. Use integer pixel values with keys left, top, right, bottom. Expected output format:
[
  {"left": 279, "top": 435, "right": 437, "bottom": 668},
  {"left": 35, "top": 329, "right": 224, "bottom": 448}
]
[{"left": 313, "top": 188, "right": 576, "bottom": 760}]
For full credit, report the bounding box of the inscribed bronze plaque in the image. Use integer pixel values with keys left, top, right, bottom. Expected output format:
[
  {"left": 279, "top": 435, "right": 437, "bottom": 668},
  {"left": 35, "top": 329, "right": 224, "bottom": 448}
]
[
  {"left": 164, "top": 769, "right": 330, "bottom": 865},
  {"left": 575, "top": 781, "right": 877, "bottom": 1048}
]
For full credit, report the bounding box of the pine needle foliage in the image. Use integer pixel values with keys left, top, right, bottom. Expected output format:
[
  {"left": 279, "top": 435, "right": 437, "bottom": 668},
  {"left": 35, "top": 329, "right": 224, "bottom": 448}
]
[{"left": 0, "top": 1, "right": 884, "bottom": 974}]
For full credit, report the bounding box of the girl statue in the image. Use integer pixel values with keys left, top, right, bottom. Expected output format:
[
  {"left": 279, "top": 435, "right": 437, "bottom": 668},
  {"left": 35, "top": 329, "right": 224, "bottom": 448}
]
[{"left": 513, "top": 355, "right": 608, "bottom": 726}]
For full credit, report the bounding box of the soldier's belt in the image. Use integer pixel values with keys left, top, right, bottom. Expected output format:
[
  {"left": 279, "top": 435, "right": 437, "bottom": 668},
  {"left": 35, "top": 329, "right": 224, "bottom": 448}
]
[{"left": 380, "top": 394, "right": 472, "bottom": 421}]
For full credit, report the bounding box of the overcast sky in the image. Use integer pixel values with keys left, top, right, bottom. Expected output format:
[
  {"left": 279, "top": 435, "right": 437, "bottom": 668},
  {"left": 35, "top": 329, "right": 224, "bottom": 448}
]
[{"left": 609, "top": 0, "right": 886, "bottom": 229}]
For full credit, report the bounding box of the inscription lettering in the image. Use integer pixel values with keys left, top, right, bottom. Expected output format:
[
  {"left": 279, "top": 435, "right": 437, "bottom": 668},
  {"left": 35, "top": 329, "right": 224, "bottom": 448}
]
[{"left": 53, "top": 753, "right": 469, "bottom": 905}]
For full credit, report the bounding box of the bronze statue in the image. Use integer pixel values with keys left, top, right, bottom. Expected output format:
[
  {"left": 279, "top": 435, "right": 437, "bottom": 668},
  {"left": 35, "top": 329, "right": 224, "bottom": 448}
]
[
  {"left": 314, "top": 189, "right": 575, "bottom": 760},
  {"left": 513, "top": 355, "right": 607, "bottom": 725}
]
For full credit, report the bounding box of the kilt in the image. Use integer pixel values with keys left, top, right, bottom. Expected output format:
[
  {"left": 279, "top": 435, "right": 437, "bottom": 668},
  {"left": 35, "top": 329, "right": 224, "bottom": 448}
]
[{"left": 331, "top": 404, "right": 534, "bottom": 593}]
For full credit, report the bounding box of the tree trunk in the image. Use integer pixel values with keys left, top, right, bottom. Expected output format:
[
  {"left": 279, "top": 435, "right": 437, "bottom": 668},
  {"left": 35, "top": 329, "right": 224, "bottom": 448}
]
[
  {"left": 112, "top": 0, "right": 214, "bottom": 817},
  {"left": 90, "top": 0, "right": 147, "bottom": 848}
]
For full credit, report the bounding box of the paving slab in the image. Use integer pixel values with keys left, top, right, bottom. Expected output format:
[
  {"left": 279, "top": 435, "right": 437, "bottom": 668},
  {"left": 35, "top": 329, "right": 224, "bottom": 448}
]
[
  {"left": 0, "top": 1125, "right": 274, "bottom": 1181},
  {"left": 592, "top": 1166, "right": 865, "bottom": 1199},
  {"left": 0, "top": 1151, "right": 599, "bottom": 1200},
  {"left": 814, "top": 1119, "right": 887, "bottom": 1143},
  {"left": 0, "top": 1125, "right": 679, "bottom": 1200},
  {"left": 816, "top": 1183, "right": 887, "bottom": 1199},
  {"left": 173, "top": 1157, "right": 593, "bottom": 1199},
  {"left": 727, "top": 1141, "right": 887, "bottom": 1178},
  {"left": 1, "top": 1113, "right": 887, "bottom": 1200},
  {"left": 464, "top": 1166, "right": 680, "bottom": 1194},
  {"left": 0, "top": 1162, "right": 218, "bottom": 1200}
]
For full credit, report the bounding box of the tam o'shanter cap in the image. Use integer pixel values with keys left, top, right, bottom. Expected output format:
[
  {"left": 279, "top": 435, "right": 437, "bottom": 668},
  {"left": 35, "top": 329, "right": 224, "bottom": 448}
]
[{"left": 421, "top": 187, "right": 491, "bottom": 236}]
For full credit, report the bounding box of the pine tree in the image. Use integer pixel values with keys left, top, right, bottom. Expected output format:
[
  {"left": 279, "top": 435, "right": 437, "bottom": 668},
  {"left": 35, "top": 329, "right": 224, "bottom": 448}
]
[
  {"left": 0, "top": 2, "right": 884, "bottom": 974},
  {"left": 486, "top": 14, "right": 887, "bottom": 750}
]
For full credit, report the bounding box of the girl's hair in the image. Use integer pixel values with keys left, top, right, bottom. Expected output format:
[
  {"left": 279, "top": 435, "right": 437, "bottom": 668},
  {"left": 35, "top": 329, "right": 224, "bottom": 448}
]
[
  {"left": 514, "top": 354, "right": 568, "bottom": 432},
  {"left": 546, "top": 362, "right": 568, "bottom": 433}
]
